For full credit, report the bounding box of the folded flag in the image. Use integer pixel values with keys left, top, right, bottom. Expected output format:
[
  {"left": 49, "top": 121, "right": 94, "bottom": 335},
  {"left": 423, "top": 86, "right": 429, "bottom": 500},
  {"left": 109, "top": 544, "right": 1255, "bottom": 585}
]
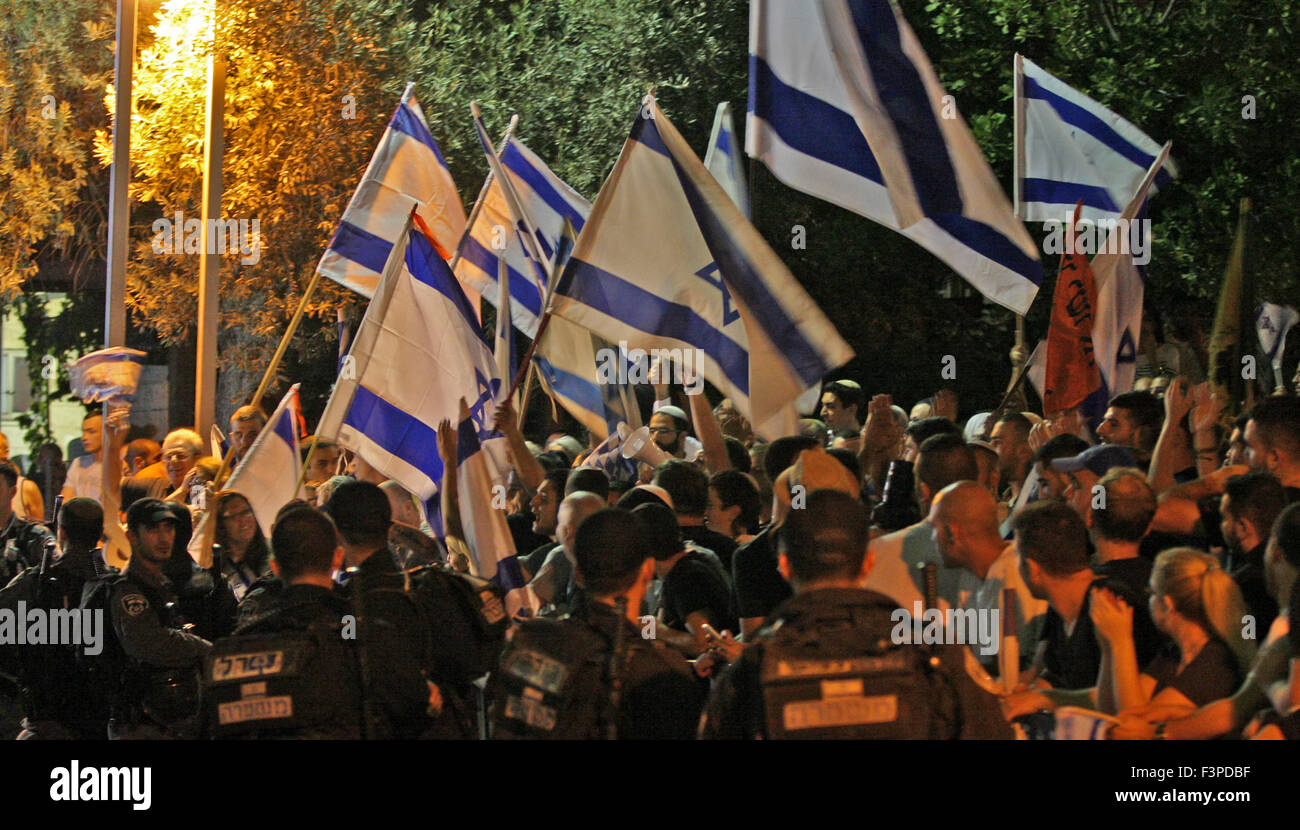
[
  {"left": 748, "top": 0, "right": 1041, "bottom": 314},
  {"left": 552, "top": 96, "right": 853, "bottom": 440},
  {"left": 704, "top": 102, "right": 750, "bottom": 218},
  {"left": 1042, "top": 204, "right": 1102, "bottom": 413}
]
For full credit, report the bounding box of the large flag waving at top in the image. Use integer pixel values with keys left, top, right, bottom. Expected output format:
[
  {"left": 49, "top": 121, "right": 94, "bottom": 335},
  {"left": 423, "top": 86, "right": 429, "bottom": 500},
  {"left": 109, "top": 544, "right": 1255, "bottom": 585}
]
[
  {"left": 317, "top": 84, "right": 469, "bottom": 303},
  {"left": 1015, "top": 55, "right": 1177, "bottom": 225},
  {"left": 188, "top": 384, "right": 302, "bottom": 567},
  {"left": 748, "top": 0, "right": 1041, "bottom": 314},
  {"left": 316, "top": 216, "right": 502, "bottom": 501},
  {"left": 552, "top": 96, "right": 854, "bottom": 441}
]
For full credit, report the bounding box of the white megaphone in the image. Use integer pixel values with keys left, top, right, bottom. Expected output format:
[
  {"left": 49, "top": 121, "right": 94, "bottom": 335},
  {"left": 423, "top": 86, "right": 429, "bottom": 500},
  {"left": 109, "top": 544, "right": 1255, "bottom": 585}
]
[{"left": 620, "top": 425, "right": 673, "bottom": 468}]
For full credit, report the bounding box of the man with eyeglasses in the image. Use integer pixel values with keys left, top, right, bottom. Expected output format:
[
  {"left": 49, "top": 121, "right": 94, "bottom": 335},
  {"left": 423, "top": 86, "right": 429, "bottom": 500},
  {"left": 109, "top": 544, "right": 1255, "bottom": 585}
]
[{"left": 647, "top": 405, "right": 702, "bottom": 461}]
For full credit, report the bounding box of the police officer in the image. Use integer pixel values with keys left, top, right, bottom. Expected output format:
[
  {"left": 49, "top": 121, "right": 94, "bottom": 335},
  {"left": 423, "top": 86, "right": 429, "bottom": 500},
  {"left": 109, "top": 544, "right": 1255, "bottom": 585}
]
[
  {"left": 698, "top": 489, "right": 1010, "bottom": 739},
  {"left": 204, "top": 504, "right": 363, "bottom": 738},
  {"left": 0, "top": 498, "right": 111, "bottom": 739},
  {"left": 0, "top": 460, "right": 54, "bottom": 587},
  {"left": 322, "top": 481, "right": 439, "bottom": 739},
  {"left": 92, "top": 498, "right": 212, "bottom": 739},
  {"left": 490, "top": 508, "right": 704, "bottom": 739}
]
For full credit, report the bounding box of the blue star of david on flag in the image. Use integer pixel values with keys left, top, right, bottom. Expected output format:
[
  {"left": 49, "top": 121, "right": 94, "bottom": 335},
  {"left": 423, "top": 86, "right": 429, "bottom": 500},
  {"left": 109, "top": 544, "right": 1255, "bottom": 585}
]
[{"left": 695, "top": 262, "right": 739, "bottom": 327}]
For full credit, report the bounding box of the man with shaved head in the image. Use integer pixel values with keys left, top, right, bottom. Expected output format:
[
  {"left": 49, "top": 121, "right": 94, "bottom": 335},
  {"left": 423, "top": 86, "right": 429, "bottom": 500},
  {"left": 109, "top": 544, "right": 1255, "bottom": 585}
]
[
  {"left": 928, "top": 482, "right": 1047, "bottom": 673},
  {"left": 531, "top": 491, "right": 607, "bottom": 614}
]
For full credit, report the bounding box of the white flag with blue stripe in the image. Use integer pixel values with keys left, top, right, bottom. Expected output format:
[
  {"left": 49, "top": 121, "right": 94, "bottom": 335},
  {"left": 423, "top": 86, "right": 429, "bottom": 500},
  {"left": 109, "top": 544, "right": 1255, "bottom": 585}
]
[
  {"left": 704, "top": 102, "right": 750, "bottom": 218},
  {"left": 316, "top": 218, "right": 503, "bottom": 502},
  {"left": 188, "top": 385, "right": 302, "bottom": 564},
  {"left": 1257, "top": 303, "right": 1299, "bottom": 387},
  {"left": 1091, "top": 142, "right": 1171, "bottom": 400},
  {"left": 317, "top": 84, "right": 469, "bottom": 303},
  {"left": 552, "top": 97, "right": 854, "bottom": 441},
  {"left": 748, "top": 0, "right": 1041, "bottom": 314},
  {"left": 1016, "top": 54, "right": 1177, "bottom": 225},
  {"left": 454, "top": 136, "right": 612, "bottom": 438}
]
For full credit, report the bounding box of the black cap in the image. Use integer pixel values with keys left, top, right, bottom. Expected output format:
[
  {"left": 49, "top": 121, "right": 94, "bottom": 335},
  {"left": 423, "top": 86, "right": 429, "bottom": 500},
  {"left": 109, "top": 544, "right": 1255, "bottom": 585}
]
[{"left": 126, "top": 498, "right": 180, "bottom": 531}]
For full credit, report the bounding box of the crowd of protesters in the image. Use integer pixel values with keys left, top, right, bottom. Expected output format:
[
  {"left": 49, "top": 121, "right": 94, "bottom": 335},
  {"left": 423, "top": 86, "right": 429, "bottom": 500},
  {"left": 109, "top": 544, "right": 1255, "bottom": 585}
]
[{"left": 0, "top": 348, "right": 1298, "bottom": 741}]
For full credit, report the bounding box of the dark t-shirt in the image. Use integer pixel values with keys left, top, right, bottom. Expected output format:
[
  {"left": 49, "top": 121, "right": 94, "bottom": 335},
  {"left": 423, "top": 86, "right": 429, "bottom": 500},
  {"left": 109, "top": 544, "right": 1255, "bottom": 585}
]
[
  {"left": 1227, "top": 543, "right": 1278, "bottom": 628},
  {"left": 680, "top": 525, "right": 739, "bottom": 574},
  {"left": 1040, "top": 575, "right": 1166, "bottom": 690},
  {"left": 508, "top": 512, "right": 551, "bottom": 560},
  {"left": 732, "top": 525, "right": 792, "bottom": 621},
  {"left": 658, "top": 552, "right": 738, "bottom": 634},
  {"left": 1093, "top": 557, "right": 1153, "bottom": 598},
  {"left": 1145, "top": 637, "right": 1243, "bottom": 708}
]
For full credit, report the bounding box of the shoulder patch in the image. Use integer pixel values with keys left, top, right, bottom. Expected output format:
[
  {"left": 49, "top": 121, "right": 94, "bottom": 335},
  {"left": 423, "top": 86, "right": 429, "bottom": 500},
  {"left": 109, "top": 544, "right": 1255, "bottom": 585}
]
[{"left": 121, "top": 592, "right": 149, "bottom": 617}]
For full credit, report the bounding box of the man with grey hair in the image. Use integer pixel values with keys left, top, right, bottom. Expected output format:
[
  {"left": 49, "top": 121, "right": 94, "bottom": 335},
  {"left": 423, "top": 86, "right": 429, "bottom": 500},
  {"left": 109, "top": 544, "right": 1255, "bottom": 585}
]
[{"left": 531, "top": 491, "right": 606, "bottom": 615}]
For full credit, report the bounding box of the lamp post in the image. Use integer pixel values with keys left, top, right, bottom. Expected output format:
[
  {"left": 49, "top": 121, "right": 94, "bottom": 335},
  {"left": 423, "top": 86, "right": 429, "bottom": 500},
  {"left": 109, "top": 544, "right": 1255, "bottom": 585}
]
[{"left": 194, "top": 35, "right": 225, "bottom": 440}]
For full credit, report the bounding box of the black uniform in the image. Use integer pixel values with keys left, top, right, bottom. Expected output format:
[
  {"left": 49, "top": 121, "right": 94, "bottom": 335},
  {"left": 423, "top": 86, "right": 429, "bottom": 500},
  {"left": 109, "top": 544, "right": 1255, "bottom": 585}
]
[
  {"left": 88, "top": 559, "right": 212, "bottom": 739},
  {"left": 489, "top": 599, "right": 704, "bottom": 739},
  {"left": 0, "top": 514, "right": 55, "bottom": 587},
  {"left": 203, "top": 583, "right": 362, "bottom": 739},
  {"left": 335, "top": 551, "right": 436, "bottom": 739},
  {"left": 699, "top": 587, "right": 1012, "bottom": 739},
  {"left": 0, "top": 543, "right": 112, "bottom": 739}
]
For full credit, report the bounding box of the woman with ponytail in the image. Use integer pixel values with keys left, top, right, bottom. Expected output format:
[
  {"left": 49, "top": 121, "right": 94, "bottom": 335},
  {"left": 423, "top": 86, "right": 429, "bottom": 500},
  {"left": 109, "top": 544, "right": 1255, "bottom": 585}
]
[{"left": 1091, "top": 547, "right": 1255, "bottom": 717}]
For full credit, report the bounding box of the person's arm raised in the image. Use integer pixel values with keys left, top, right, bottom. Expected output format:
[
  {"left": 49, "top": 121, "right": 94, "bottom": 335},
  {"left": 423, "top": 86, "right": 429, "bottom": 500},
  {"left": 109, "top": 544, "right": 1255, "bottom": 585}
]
[{"left": 492, "top": 398, "right": 544, "bottom": 494}]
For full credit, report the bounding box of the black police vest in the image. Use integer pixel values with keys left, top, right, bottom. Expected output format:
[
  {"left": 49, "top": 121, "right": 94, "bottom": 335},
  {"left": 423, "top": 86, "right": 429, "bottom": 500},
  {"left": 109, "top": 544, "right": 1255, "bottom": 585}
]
[
  {"left": 203, "top": 614, "right": 361, "bottom": 739},
  {"left": 80, "top": 573, "right": 201, "bottom": 728},
  {"left": 407, "top": 565, "right": 509, "bottom": 684},
  {"left": 489, "top": 616, "right": 618, "bottom": 740},
  {"left": 757, "top": 599, "right": 959, "bottom": 740}
]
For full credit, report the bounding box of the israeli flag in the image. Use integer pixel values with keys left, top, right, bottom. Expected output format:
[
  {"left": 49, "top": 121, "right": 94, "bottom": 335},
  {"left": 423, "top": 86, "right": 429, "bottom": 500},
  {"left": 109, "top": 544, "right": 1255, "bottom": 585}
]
[
  {"left": 748, "top": 0, "right": 1041, "bottom": 315},
  {"left": 552, "top": 97, "right": 854, "bottom": 441},
  {"left": 316, "top": 219, "right": 503, "bottom": 502},
  {"left": 450, "top": 410, "right": 537, "bottom": 615},
  {"left": 188, "top": 385, "right": 302, "bottom": 563},
  {"left": 317, "top": 84, "right": 468, "bottom": 303},
  {"left": 1091, "top": 143, "right": 1171, "bottom": 400},
  {"left": 1257, "top": 303, "right": 1299, "bottom": 363},
  {"left": 1016, "top": 55, "right": 1177, "bottom": 225},
  {"left": 454, "top": 136, "right": 613, "bottom": 438},
  {"left": 704, "top": 102, "right": 750, "bottom": 218}
]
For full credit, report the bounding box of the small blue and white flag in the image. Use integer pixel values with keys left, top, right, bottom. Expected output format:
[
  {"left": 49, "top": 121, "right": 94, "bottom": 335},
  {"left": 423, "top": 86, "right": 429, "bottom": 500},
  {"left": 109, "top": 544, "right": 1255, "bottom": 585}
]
[
  {"left": 748, "top": 0, "right": 1041, "bottom": 314},
  {"left": 317, "top": 84, "right": 469, "bottom": 303},
  {"left": 1015, "top": 54, "right": 1177, "bottom": 225},
  {"left": 188, "top": 385, "right": 302, "bottom": 564},
  {"left": 316, "top": 217, "right": 503, "bottom": 502},
  {"left": 209, "top": 424, "right": 229, "bottom": 461},
  {"left": 704, "top": 102, "right": 750, "bottom": 218},
  {"left": 450, "top": 406, "right": 537, "bottom": 615},
  {"left": 455, "top": 135, "right": 612, "bottom": 438},
  {"left": 1256, "top": 303, "right": 1299, "bottom": 363},
  {"left": 1091, "top": 142, "right": 1171, "bottom": 400},
  {"left": 552, "top": 96, "right": 854, "bottom": 441}
]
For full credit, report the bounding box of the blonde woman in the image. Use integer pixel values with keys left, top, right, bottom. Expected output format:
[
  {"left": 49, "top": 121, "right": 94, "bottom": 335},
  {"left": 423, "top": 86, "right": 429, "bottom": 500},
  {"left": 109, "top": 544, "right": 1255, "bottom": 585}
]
[{"left": 1091, "top": 547, "right": 1256, "bottom": 721}]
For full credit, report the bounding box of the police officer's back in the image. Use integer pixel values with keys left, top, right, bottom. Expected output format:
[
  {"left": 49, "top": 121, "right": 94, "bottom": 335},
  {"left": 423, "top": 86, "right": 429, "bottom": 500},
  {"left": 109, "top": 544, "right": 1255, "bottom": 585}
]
[
  {"left": 86, "top": 498, "right": 212, "bottom": 739},
  {"left": 323, "top": 482, "right": 437, "bottom": 738},
  {"left": 490, "top": 508, "right": 704, "bottom": 739},
  {"left": 0, "top": 498, "right": 112, "bottom": 739},
  {"left": 204, "top": 505, "right": 362, "bottom": 738},
  {"left": 699, "top": 490, "right": 1010, "bottom": 740}
]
